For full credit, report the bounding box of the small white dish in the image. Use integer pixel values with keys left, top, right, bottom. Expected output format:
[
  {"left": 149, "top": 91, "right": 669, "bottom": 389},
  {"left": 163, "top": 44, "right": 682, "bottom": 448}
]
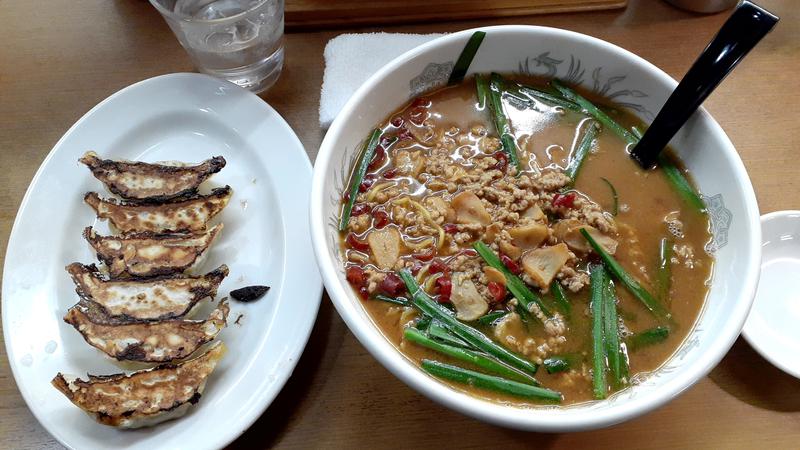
[
  {"left": 2, "top": 73, "right": 322, "bottom": 449},
  {"left": 742, "top": 210, "right": 800, "bottom": 379}
]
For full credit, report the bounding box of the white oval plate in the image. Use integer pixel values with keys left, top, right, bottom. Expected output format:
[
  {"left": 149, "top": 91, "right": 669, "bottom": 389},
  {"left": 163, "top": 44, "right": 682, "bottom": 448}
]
[
  {"left": 742, "top": 210, "right": 800, "bottom": 379},
  {"left": 2, "top": 73, "right": 322, "bottom": 449}
]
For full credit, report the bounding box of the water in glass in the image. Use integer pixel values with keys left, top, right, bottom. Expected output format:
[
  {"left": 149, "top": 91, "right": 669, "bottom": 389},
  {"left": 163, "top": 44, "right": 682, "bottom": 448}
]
[{"left": 154, "top": 0, "right": 284, "bottom": 93}]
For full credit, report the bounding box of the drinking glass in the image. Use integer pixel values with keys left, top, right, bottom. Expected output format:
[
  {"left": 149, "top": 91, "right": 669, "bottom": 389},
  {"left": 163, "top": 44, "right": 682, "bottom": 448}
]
[{"left": 150, "top": 0, "right": 285, "bottom": 93}]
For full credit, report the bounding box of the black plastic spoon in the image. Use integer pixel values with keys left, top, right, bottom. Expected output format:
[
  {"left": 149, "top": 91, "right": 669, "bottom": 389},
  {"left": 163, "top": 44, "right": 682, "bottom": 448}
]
[{"left": 630, "top": 1, "right": 779, "bottom": 169}]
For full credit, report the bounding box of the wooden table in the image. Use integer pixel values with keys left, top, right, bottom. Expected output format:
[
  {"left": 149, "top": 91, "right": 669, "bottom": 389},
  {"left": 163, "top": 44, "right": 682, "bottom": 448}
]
[{"left": 1, "top": 0, "right": 798, "bottom": 448}]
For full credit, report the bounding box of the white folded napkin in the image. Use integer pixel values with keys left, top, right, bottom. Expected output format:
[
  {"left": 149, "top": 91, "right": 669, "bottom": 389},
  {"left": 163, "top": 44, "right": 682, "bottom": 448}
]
[{"left": 319, "top": 32, "right": 445, "bottom": 128}]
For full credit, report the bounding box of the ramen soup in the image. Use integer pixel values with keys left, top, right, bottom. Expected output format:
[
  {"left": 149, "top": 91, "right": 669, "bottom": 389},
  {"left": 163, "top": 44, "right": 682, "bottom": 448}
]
[{"left": 339, "top": 74, "right": 712, "bottom": 405}]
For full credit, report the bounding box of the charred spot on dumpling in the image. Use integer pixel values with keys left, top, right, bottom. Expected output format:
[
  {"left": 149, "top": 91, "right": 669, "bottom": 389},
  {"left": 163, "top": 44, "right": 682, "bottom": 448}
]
[{"left": 117, "top": 343, "right": 147, "bottom": 361}]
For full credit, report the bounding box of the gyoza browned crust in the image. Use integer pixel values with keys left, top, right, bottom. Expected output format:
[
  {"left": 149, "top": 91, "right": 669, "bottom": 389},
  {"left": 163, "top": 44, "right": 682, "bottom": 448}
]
[
  {"left": 66, "top": 263, "right": 229, "bottom": 321},
  {"left": 84, "top": 224, "right": 222, "bottom": 278},
  {"left": 79, "top": 152, "right": 226, "bottom": 202},
  {"left": 64, "top": 300, "right": 229, "bottom": 363},
  {"left": 51, "top": 341, "right": 225, "bottom": 428},
  {"left": 84, "top": 186, "right": 232, "bottom": 234}
]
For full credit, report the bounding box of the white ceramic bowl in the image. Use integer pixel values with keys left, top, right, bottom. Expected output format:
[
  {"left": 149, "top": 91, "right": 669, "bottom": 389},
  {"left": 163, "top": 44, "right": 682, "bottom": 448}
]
[
  {"left": 310, "top": 26, "right": 761, "bottom": 431},
  {"left": 742, "top": 210, "right": 800, "bottom": 379}
]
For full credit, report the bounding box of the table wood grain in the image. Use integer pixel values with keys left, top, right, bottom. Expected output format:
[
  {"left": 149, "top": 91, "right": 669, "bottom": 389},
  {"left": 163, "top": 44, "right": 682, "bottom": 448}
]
[
  {"left": 284, "top": 0, "right": 626, "bottom": 29},
  {"left": 1, "top": 1, "right": 798, "bottom": 448}
]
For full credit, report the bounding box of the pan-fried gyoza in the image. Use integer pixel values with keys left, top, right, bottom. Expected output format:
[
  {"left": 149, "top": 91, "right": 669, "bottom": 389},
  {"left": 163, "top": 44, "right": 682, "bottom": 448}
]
[
  {"left": 66, "top": 263, "right": 229, "bottom": 320},
  {"left": 56, "top": 151, "right": 240, "bottom": 428},
  {"left": 83, "top": 224, "right": 222, "bottom": 278},
  {"left": 51, "top": 341, "right": 225, "bottom": 428},
  {"left": 64, "top": 298, "right": 229, "bottom": 363},
  {"left": 84, "top": 186, "right": 232, "bottom": 234},
  {"left": 79, "top": 151, "right": 226, "bottom": 202}
]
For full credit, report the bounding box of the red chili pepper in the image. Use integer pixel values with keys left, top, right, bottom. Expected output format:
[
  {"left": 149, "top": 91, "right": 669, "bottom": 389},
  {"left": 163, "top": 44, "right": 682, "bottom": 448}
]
[
  {"left": 382, "top": 168, "right": 398, "bottom": 179},
  {"left": 460, "top": 249, "right": 478, "bottom": 257},
  {"left": 358, "top": 286, "right": 369, "bottom": 299},
  {"left": 359, "top": 175, "right": 377, "bottom": 192},
  {"left": 343, "top": 190, "right": 351, "bottom": 202},
  {"left": 435, "top": 275, "right": 452, "bottom": 303},
  {"left": 346, "top": 266, "right": 366, "bottom": 287},
  {"left": 346, "top": 233, "right": 370, "bottom": 252},
  {"left": 487, "top": 281, "right": 506, "bottom": 303},
  {"left": 443, "top": 223, "right": 458, "bottom": 234},
  {"left": 414, "top": 249, "right": 435, "bottom": 261},
  {"left": 398, "top": 127, "right": 413, "bottom": 141},
  {"left": 372, "top": 210, "right": 390, "bottom": 228},
  {"left": 494, "top": 152, "right": 508, "bottom": 171},
  {"left": 367, "top": 146, "right": 386, "bottom": 171},
  {"left": 390, "top": 116, "right": 404, "bottom": 127},
  {"left": 411, "top": 97, "right": 431, "bottom": 108},
  {"left": 500, "top": 254, "right": 522, "bottom": 275},
  {"left": 552, "top": 192, "right": 576, "bottom": 208},
  {"left": 409, "top": 260, "right": 423, "bottom": 275},
  {"left": 379, "top": 273, "right": 405, "bottom": 296},
  {"left": 429, "top": 259, "right": 449, "bottom": 275},
  {"left": 351, "top": 203, "right": 370, "bottom": 217}
]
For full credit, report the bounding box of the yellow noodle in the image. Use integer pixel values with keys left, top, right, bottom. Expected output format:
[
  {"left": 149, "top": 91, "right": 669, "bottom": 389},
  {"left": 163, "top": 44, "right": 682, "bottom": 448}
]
[
  {"left": 422, "top": 272, "right": 443, "bottom": 294},
  {"left": 404, "top": 237, "right": 434, "bottom": 250},
  {"left": 393, "top": 197, "right": 446, "bottom": 249},
  {"left": 415, "top": 264, "right": 430, "bottom": 283},
  {"left": 366, "top": 182, "right": 396, "bottom": 202}
]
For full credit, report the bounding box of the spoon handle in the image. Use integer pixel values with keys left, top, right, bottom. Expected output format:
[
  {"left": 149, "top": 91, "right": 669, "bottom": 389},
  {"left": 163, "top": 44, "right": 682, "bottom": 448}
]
[{"left": 631, "top": 1, "right": 778, "bottom": 168}]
